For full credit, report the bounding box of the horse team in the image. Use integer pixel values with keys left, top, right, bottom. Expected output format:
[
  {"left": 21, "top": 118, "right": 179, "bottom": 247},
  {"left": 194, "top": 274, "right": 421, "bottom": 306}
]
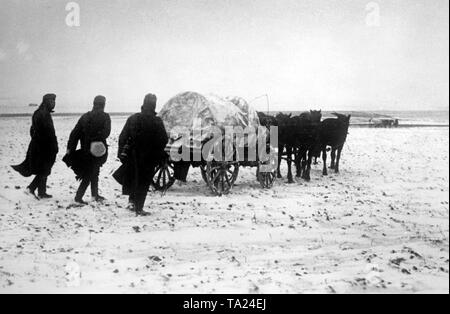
[{"left": 258, "top": 111, "right": 351, "bottom": 183}]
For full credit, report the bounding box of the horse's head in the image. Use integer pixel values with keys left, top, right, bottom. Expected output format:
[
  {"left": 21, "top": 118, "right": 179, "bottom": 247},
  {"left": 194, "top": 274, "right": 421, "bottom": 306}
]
[
  {"left": 257, "top": 111, "right": 266, "bottom": 120},
  {"left": 276, "top": 112, "right": 292, "bottom": 126},
  {"left": 332, "top": 112, "right": 351, "bottom": 123},
  {"left": 265, "top": 115, "right": 278, "bottom": 128},
  {"left": 257, "top": 112, "right": 277, "bottom": 128},
  {"left": 310, "top": 110, "right": 322, "bottom": 122},
  {"left": 332, "top": 113, "right": 351, "bottom": 134}
]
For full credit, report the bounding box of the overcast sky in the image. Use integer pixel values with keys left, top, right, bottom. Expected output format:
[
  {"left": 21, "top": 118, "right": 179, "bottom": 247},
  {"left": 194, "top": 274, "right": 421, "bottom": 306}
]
[{"left": 0, "top": 0, "right": 448, "bottom": 113}]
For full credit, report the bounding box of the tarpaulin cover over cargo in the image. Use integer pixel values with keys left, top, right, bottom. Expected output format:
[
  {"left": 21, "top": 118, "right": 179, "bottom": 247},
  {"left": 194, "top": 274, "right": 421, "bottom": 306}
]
[{"left": 158, "top": 91, "right": 261, "bottom": 150}]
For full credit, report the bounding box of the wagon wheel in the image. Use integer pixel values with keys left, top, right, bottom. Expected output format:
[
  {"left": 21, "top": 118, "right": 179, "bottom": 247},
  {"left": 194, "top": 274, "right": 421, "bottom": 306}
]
[
  {"left": 206, "top": 161, "right": 239, "bottom": 196},
  {"left": 152, "top": 160, "right": 175, "bottom": 192},
  {"left": 203, "top": 136, "right": 240, "bottom": 195},
  {"left": 257, "top": 146, "right": 278, "bottom": 189},
  {"left": 257, "top": 166, "right": 276, "bottom": 189}
]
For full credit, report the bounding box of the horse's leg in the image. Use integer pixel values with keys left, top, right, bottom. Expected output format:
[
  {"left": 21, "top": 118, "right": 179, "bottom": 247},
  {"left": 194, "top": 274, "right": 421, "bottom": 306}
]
[
  {"left": 322, "top": 147, "right": 328, "bottom": 176},
  {"left": 313, "top": 156, "right": 318, "bottom": 165},
  {"left": 294, "top": 155, "right": 300, "bottom": 177},
  {"left": 299, "top": 149, "right": 305, "bottom": 178},
  {"left": 286, "top": 146, "right": 294, "bottom": 183},
  {"left": 296, "top": 148, "right": 303, "bottom": 178},
  {"left": 277, "top": 144, "right": 283, "bottom": 178},
  {"left": 304, "top": 149, "right": 313, "bottom": 181},
  {"left": 300, "top": 148, "right": 307, "bottom": 179},
  {"left": 335, "top": 146, "right": 343, "bottom": 173},
  {"left": 301, "top": 149, "right": 307, "bottom": 178},
  {"left": 330, "top": 148, "right": 336, "bottom": 169}
]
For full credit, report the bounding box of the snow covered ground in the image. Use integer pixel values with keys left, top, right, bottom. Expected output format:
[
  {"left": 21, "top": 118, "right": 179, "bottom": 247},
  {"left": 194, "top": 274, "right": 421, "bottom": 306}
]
[{"left": 0, "top": 116, "right": 448, "bottom": 293}]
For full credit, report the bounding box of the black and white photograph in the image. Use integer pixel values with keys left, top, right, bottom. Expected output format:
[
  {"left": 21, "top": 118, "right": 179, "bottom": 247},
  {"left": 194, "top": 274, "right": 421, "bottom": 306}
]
[{"left": 0, "top": 0, "right": 448, "bottom": 297}]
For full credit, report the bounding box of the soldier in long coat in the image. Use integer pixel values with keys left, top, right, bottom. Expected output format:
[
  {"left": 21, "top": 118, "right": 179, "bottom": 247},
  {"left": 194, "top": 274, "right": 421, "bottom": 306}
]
[
  {"left": 114, "top": 94, "right": 168, "bottom": 216},
  {"left": 64, "top": 96, "right": 111, "bottom": 204},
  {"left": 11, "top": 94, "right": 59, "bottom": 199}
]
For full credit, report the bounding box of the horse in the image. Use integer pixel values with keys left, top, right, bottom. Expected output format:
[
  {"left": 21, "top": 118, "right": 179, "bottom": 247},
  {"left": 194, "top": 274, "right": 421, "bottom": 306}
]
[
  {"left": 294, "top": 110, "right": 322, "bottom": 181},
  {"left": 319, "top": 113, "right": 351, "bottom": 175},
  {"left": 275, "top": 110, "right": 322, "bottom": 182},
  {"left": 309, "top": 110, "right": 323, "bottom": 165},
  {"left": 275, "top": 112, "right": 297, "bottom": 182}
]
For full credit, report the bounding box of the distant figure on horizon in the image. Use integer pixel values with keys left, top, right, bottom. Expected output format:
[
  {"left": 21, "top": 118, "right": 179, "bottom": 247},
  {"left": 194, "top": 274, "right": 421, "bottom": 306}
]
[
  {"left": 64, "top": 96, "right": 111, "bottom": 205},
  {"left": 11, "top": 94, "right": 59, "bottom": 199},
  {"left": 113, "top": 93, "right": 168, "bottom": 216}
]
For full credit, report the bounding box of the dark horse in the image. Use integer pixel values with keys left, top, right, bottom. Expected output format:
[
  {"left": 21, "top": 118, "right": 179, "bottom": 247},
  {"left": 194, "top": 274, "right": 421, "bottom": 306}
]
[
  {"left": 276, "top": 110, "right": 322, "bottom": 183},
  {"left": 257, "top": 112, "right": 278, "bottom": 129},
  {"left": 294, "top": 110, "right": 322, "bottom": 181},
  {"left": 275, "top": 112, "right": 294, "bottom": 182},
  {"left": 320, "top": 113, "right": 351, "bottom": 175}
]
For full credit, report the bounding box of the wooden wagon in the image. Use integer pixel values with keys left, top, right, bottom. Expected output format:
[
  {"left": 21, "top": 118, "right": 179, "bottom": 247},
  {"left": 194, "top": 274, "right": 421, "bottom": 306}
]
[{"left": 151, "top": 92, "right": 277, "bottom": 196}]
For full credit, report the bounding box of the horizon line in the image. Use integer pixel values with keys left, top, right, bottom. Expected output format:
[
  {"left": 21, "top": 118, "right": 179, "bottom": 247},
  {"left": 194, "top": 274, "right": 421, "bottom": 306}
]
[{"left": 1, "top": 109, "right": 449, "bottom": 118}]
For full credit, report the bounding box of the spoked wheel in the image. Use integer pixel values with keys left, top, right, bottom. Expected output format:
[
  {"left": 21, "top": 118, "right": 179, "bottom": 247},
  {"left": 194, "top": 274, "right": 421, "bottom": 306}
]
[
  {"left": 257, "top": 146, "right": 278, "bottom": 189},
  {"left": 257, "top": 166, "right": 276, "bottom": 189},
  {"left": 206, "top": 161, "right": 239, "bottom": 196},
  {"left": 152, "top": 160, "right": 175, "bottom": 192}
]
